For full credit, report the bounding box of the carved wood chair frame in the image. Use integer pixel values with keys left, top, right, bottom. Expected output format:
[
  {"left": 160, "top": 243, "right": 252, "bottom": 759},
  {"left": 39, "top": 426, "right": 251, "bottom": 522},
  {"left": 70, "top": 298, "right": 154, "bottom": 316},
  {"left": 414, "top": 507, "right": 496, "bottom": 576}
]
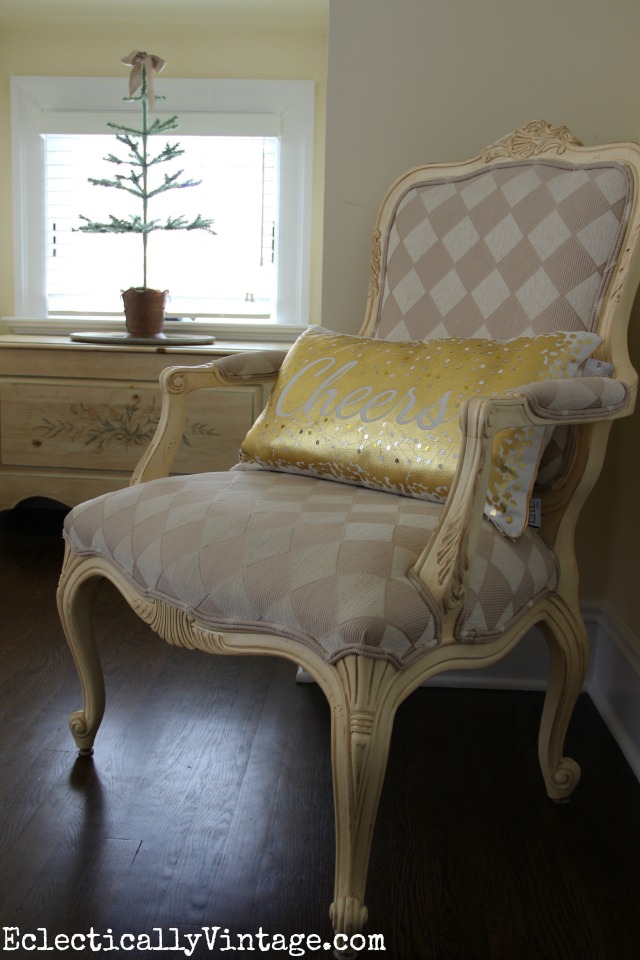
[{"left": 57, "top": 121, "right": 640, "bottom": 947}]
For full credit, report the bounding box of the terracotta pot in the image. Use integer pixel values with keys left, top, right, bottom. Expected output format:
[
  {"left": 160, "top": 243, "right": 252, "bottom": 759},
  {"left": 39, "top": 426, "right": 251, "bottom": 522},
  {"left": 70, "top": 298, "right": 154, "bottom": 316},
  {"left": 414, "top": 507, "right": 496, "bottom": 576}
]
[{"left": 122, "top": 287, "right": 168, "bottom": 339}]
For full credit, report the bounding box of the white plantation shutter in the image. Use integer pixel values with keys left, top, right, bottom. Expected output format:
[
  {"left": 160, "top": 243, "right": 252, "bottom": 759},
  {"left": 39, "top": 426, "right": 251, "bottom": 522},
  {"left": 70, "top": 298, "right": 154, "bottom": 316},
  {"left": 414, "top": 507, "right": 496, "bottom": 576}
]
[{"left": 45, "top": 134, "right": 278, "bottom": 317}]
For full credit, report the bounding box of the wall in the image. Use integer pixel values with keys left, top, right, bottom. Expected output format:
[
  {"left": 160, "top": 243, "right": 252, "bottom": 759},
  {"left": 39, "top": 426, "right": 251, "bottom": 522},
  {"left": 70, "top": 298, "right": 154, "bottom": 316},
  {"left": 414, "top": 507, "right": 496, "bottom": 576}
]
[
  {"left": 0, "top": 14, "right": 328, "bottom": 327},
  {"left": 603, "top": 295, "right": 640, "bottom": 627},
  {"left": 322, "top": 0, "right": 640, "bottom": 640}
]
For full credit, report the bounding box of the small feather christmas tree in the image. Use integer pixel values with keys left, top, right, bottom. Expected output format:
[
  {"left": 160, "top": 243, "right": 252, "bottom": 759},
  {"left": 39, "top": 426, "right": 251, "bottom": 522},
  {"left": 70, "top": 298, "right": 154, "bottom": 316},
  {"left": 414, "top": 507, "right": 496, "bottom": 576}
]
[{"left": 78, "top": 51, "right": 215, "bottom": 336}]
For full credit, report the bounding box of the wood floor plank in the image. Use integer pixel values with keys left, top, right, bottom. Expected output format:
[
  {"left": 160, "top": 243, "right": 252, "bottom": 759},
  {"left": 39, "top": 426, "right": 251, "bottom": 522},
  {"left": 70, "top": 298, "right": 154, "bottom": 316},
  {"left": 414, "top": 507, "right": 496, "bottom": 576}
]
[
  {"left": 192, "top": 659, "right": 333, "bottom": 933},
  {"left": 110, "top": 656, "right": 284, "bottom": 930}
]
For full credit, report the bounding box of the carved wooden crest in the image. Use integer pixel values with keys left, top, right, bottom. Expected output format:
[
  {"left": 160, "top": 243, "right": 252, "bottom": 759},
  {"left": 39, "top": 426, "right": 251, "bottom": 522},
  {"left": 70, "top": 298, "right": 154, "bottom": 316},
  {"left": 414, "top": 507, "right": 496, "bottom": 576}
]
[{"left": 481, "top": 120, "right": 582, "bottom": 162}]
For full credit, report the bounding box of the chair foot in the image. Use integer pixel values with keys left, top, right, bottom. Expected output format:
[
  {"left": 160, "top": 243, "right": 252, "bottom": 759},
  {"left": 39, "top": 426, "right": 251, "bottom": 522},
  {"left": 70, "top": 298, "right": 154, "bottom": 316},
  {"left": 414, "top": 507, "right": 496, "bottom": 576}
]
[
  {"left": 329, "top": 897, "right": 368, "bottom": 937},
  {"left": 69, "top": 707, "right": 100, "bottom": 756},
  {"left": 545, "top": 755, "right": 581, "bottom": 801},
  {"left": 330, "top": 898, "right": 368, "bottom": 958}
]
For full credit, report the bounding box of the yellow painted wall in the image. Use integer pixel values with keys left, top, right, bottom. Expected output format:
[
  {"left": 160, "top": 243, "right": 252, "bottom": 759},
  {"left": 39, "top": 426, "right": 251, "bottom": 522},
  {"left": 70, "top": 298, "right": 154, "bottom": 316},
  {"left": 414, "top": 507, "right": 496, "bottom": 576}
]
[
  {"left": 323, "top": 0, "right": 640, "bottom": 635},
  {"left": 600, "top": 291, "right": 640, "bottom": 628},
  {"left": 0, "top": 17, "right": 327, "bottom": 326}
]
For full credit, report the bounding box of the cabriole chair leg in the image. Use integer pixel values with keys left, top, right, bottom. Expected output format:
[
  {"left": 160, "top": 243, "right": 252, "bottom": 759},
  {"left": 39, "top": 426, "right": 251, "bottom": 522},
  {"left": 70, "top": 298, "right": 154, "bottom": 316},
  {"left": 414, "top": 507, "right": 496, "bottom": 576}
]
[
  {"left": 538, "top": 604, "right": 589, "bottom": 802},
  {"left": 326, "top": 656, "right": 400, "bottom": 955},
  {"left": 57, "top": 551, "right": 106, "bottom": 756}
]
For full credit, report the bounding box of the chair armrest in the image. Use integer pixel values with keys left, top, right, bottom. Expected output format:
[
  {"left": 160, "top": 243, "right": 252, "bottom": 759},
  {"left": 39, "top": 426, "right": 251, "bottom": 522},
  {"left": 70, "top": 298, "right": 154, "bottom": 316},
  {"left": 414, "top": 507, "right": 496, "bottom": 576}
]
[
  {"left": 131, "top": 349, "right": 287, "bottom": 484},
  {"left": 412, "top": 395, "right": 502, "bottom": 623},
  {"left": 211, "top": 349, "right": 289, "bottom": 385},
  {"left": 411, "top": 377, "right": 633, "bottom": 624},
  {"left": 504, "top": 375, "right": 630, "bottom": 421}
]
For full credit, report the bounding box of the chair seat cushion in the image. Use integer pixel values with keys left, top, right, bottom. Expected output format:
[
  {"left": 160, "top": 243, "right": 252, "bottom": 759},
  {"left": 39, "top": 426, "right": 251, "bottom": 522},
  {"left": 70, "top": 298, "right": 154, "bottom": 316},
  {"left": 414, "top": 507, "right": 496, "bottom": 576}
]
[{"left": 63, "top": 470, "right": 557, "bottom": 669}]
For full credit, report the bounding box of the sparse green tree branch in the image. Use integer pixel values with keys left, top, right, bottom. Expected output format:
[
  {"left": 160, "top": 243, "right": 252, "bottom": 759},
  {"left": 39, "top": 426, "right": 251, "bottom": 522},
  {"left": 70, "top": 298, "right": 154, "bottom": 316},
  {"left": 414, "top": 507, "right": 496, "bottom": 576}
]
[
  {"left": 78, "top": 57, "right": 215, "bottom": 288},
  {"left": 86, "top": 176, "right": 145, "bottom": 200}
]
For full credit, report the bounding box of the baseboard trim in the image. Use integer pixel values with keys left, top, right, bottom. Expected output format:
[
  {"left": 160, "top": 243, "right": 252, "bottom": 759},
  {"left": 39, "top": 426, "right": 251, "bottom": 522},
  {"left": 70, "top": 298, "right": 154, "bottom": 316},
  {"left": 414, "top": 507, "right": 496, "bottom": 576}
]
[
  {"left": 428, "top": 603, "right": 640, "bottom": 781},
  {"left": 426, "top": 621, "right": 597, "bottom": 692},
  {"left": 295, "top": 603, "right": 640, "bottom": 782},
  {"left": 583, "top": 601, "right": 640, "bottom": 783}
]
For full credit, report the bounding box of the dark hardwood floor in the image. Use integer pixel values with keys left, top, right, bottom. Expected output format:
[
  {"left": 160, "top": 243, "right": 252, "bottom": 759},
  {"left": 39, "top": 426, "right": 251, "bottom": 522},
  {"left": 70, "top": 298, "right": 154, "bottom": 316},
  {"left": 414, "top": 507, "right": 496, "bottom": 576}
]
[{"left": 1, "top": 504, "right": 640, "bottom": 959}]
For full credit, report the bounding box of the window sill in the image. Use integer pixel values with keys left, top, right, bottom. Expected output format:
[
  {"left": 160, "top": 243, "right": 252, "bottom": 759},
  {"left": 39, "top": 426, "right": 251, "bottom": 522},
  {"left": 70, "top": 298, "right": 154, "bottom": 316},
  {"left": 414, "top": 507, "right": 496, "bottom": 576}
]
[{"left": 3, "top": 316, "right": 306, "bottom": 344}]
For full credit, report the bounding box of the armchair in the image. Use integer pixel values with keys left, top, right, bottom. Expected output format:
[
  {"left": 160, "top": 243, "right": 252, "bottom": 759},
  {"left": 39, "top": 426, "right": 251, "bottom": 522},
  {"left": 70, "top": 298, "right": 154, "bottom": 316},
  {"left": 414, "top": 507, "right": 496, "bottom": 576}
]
[{"left": 57, "top": 121, "right": 640, "bottom": 948}]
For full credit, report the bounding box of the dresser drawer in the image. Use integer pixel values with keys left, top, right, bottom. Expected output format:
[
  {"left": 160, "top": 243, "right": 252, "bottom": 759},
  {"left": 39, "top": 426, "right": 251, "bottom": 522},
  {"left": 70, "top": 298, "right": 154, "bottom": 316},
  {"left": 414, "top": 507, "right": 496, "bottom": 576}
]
[{"left": 0, "top": 379, "right": 263, "bottom": 474}]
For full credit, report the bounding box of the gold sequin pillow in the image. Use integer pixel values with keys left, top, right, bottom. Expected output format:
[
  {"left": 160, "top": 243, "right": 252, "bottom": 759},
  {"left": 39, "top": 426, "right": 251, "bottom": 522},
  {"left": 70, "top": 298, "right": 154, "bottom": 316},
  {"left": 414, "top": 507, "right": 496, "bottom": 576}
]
[{"left": 240, "top": 326, "right": 601, "bottom": 537}]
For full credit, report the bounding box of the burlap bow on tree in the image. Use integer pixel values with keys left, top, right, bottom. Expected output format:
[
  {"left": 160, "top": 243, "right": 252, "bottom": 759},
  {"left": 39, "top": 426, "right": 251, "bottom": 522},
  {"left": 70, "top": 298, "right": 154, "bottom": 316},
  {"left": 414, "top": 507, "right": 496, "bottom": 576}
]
[{"left": 121, "top": 50, "right": 166, "bottom": 110}]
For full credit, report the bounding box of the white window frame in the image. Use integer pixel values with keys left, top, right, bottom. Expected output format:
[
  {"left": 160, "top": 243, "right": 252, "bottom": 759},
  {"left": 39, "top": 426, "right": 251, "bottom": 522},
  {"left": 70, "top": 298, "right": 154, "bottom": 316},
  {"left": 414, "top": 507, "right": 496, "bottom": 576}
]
[{"left": 10, "top": 75, "right": 314, "bottom": 338}]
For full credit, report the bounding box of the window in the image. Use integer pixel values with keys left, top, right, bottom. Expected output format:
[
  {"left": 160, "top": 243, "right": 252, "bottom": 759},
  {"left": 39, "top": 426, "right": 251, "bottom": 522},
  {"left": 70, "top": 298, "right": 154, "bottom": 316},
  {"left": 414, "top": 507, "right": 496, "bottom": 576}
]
[
  {"left": 46, "top": 134, "right": 278, "bottom": 317},
  {"left": 11, "top": 76, "right": 314, "bottom": 337}
]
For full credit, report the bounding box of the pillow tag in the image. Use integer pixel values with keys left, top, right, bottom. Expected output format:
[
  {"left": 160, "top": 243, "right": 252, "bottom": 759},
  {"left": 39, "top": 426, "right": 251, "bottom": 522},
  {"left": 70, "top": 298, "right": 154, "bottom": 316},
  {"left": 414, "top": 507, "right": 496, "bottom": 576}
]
[
  {"left": 581, "top": 358, "right": 613, "bottom": 377},
  {"left": 528, "top": 497, "right": 542, "bottom": 528}
]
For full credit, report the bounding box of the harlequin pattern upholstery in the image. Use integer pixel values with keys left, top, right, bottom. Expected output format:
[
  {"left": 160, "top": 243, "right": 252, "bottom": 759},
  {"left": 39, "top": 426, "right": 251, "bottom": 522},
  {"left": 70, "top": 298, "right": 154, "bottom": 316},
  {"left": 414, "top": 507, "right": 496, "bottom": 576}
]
[
  {"left": 63, "top": 469, "right": 558, "bottom": 668},
  {"left": 375, "top": 162, "right": 632, "bottom": 342},
  {"left": 214, "top": 349, "right": 288, "bottom": 383},
  {"left": 507, "top": 375, "right": 628, "bottom": 419}
]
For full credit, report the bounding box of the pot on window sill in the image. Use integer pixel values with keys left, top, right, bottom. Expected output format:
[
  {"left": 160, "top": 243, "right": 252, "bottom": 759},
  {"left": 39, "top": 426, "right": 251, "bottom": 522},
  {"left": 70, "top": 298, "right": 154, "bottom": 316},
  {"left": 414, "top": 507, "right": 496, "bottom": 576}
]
[{"left": 122, "top": 287, "right": 168, "bottom": 339}]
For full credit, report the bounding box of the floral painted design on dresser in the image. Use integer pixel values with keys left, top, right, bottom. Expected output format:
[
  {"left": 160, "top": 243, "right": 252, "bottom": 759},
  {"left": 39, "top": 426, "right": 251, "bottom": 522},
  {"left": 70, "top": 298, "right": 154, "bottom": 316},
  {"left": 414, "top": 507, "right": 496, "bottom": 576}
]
[{"left": 36, "top": 397, "right": 219, "bottom": 452}]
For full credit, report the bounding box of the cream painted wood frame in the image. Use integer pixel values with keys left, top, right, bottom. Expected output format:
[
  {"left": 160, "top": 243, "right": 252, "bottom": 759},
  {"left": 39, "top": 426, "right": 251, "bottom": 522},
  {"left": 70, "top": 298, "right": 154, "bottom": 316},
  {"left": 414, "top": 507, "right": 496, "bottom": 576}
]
[{"left": 57, "top": 122, "right": 640, "bottom": 950}]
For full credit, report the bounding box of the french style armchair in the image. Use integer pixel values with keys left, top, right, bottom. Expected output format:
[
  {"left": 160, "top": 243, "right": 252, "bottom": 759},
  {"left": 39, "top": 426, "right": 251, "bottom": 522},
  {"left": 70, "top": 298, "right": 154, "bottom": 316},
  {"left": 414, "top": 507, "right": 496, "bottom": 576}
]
[{"left": 58, "top": 121, "right": 640, "bottom": 947}]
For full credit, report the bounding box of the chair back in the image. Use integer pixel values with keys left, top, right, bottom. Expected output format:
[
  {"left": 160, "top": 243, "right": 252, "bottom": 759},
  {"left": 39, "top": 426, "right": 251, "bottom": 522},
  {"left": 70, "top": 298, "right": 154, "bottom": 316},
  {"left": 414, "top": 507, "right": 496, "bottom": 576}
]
[{"left": 360, "top": 121, "right": 640, "bottom": 507}]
